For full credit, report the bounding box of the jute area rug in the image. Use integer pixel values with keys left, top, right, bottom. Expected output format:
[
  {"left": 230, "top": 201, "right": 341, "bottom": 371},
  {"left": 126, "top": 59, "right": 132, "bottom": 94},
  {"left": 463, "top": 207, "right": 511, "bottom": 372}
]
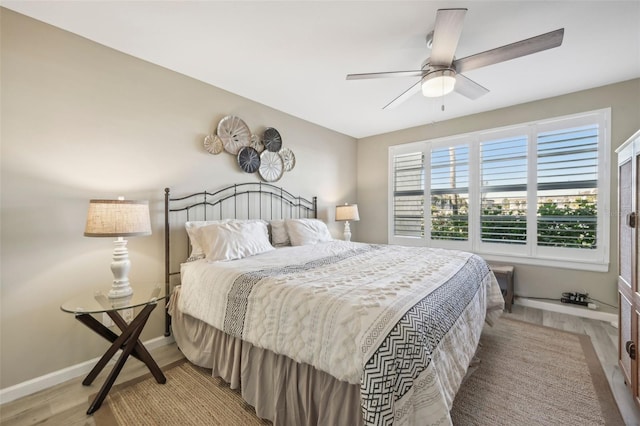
[
  {"left": 93, "top": 318, "right": 623, "bottom": 425},
  {"left": 450, "top": 318, "right": 623, "bottom": 425}
]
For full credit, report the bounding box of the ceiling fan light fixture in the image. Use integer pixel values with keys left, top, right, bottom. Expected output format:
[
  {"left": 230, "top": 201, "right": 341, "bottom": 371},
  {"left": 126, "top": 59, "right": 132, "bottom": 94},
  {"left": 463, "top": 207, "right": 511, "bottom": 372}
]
[{"left": 421, "top": 69, "right": 456, "bottom": 97}]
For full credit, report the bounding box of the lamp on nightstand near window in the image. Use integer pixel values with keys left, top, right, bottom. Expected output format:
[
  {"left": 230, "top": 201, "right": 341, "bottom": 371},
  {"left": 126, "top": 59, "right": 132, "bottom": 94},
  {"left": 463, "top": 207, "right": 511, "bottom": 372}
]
[
  {"left": 84, "top": 197, "right": 152, "bottom": 299},
  {"left": 335, "top": 203, "right": 359, "bottom": 242}
]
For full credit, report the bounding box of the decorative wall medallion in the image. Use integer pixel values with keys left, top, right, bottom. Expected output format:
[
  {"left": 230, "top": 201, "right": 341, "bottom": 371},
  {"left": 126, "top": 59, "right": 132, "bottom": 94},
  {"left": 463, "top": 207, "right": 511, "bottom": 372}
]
[
  {"left": 205, "top": 115, "right": 297, "bottom": 178},
  {"left": 263, "top": 127, "right": 282, "bottom": 152},
  {"left": 218, "top": 115, "right": 251, "bottom": 155},
  {"left": 279, "top": 147, "right": 296, "bottom": 171},
  {"left": 204, "top": 134, "right": 223, "bottom": 154},
  {"left": 250, "top": 134, "right": 264, "bottom": 153},
  {"left": 237, "top": 146, "right": 261, "bottom": 173},
  {"left": 259, "top": 151, "right": 284, "bottom": 182}
]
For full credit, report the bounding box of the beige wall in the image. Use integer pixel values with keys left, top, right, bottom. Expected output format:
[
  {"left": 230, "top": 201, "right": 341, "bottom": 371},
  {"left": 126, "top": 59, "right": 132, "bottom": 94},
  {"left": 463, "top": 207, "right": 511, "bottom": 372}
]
[
  {"left": 0, "top": 9, "right": 357, "bottom": 389},
  {"left": 357, "top": 78, "right": 640, "bottom": 307}
]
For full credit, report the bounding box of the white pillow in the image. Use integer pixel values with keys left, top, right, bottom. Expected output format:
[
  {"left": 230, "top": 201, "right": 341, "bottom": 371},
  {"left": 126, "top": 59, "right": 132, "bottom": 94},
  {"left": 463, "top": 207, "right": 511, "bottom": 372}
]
[
  {"left": 185, "top": 219, "right": 233, "bottom": 259},
  {"left": 196, "top": 221, "right": 274, "bottom": 261},
  {"left": 269, "top": 220, "right": 290, "bottom": 247},
  {"left": 285, "top": 219, "right": 333, "bottom": 246},
  {"left": 185, "top": 219, "right": 266, "bottom": 260}
]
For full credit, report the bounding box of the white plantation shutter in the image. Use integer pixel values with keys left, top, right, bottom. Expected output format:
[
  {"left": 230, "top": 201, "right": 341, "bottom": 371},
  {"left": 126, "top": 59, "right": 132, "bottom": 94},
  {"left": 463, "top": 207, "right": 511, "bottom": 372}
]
[
  {"left": 430, "top": 145, "right": 469, "bottom": 241},
  {"left": 392, "top": 152, "right": 424, "bottom": 237},
  {"left": 536, "top": 125, "right": 599, "bottom": 249},
  {"left": 480, "top": 135, "right": 528, "bottom": 245},
  {"left": 387, "top": 109, "right": 609, "bottom": 271}
]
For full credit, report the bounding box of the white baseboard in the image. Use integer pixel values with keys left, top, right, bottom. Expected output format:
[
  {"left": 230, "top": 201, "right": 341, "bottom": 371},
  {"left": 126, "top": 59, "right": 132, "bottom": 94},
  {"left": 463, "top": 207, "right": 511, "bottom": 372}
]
[
  {"left": 0, "top": 335, "right": 174, "bottom": 405},
  {"left": 516, "top": 297, "right": 618, "bottom": 323}
]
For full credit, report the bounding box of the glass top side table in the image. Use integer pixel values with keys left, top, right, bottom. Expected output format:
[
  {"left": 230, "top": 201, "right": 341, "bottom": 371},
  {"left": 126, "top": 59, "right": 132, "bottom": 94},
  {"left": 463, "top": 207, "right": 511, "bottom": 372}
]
[
  {"left": 60, "top": 282, "right": 167, "bottom": 415},
  {"left": 61, "top": 281, "right": 165, "bottom": 314}
]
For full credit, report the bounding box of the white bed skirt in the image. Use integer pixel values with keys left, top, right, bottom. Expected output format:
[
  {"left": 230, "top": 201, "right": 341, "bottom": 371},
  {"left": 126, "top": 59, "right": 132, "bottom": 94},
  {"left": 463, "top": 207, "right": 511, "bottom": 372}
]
[{"left": 169, "top": 286, "right": 364, "bottom": 425}]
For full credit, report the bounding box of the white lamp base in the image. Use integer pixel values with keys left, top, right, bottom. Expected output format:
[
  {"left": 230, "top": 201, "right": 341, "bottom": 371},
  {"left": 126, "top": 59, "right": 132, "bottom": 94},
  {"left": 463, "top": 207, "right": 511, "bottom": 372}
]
[
  {"left": 342, "top": 221, "right": 352, "bottom": 242},
  {"left": 109, "top": 237, "right": 134, "bottom": 299}
]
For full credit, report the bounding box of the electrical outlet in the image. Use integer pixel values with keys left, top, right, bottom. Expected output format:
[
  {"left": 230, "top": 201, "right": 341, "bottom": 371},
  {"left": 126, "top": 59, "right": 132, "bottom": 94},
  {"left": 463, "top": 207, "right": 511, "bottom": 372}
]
[
  {"left": 121, "top": 308, "right": 134, "bottom": 324},
  {"left": 102, "top": 313, "right": 114, "bottom": 328}
]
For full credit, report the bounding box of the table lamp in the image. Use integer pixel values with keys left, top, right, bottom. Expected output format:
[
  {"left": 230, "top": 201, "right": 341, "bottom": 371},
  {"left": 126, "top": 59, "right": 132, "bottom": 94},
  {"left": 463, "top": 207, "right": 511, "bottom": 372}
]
[
  {"left": 335, "top": 203, "right": 359, "bottom": 241},
  {"left": 84, "top": 197, "right": 152, "bottom": 298}
]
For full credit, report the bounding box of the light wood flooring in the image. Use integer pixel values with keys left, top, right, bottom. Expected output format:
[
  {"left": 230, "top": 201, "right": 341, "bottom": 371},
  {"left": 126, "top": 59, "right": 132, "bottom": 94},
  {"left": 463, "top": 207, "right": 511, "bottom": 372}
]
[{"left": 1, "top": 305, "right": 639, "bottom": 425}]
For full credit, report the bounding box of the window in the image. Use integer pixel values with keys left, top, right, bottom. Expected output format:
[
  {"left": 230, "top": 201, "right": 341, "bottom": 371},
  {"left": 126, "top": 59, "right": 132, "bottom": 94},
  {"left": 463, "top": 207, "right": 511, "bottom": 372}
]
[
  {"left": 391, "top": 152, "right": 424, "bottom": 238},
  {"left": 480, "top": 135, "right": 527, "bottom": 245},
  {"left": 536, "top": 125, "right": 599, "bottom": 249},
  {"left": 388, "top": 109, "right": 610, "bottom": 271},
  {"left": 431, "top": 145, "right": 469, "bottom": 241}
]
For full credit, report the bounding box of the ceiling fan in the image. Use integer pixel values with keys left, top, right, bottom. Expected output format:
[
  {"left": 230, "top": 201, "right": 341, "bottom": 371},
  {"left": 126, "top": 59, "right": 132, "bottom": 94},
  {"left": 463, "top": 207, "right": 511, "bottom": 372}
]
[{"left": 346, "top": 8, "right": 564, "bottom": 109}]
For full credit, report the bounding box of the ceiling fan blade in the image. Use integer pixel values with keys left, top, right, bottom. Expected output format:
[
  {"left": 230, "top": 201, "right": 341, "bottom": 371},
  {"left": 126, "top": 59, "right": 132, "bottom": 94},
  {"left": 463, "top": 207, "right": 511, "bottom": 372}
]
[
  {"left": 454, "top": 28, "right": 564, "bottom": 74},
  {"left": 383, "top": 80, "right": 422, "bottom": 109},
  {"left": 346, "top": 70, "right": 425, "bottom": 80},
  {"left": 430, "top": 8, "right": 467, "bottom": 67},
  {"left": 454, "top": 74, "right": 489, "bottom": 100}
]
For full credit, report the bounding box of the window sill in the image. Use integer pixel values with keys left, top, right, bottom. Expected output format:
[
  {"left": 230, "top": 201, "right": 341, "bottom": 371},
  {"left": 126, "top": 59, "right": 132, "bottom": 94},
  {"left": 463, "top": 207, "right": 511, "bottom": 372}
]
[
  {"left": 479, "top": 252, "right": 609, "bottom": 272},
  {"left": 388, "top": 237, "right": 609, "bottom": 272}
]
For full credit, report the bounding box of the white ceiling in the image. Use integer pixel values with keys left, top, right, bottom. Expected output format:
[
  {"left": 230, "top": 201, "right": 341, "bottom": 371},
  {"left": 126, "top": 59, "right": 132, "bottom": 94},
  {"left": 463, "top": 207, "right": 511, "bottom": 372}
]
[{"left": 3, "top": 1, "right": 639, "bottom": 138}]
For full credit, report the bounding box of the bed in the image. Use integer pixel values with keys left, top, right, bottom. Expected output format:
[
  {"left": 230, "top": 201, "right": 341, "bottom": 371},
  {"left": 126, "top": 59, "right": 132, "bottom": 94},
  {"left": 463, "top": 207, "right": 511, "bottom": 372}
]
[{"left": 164, "top": 184, "right": 504, "bottom": 426}]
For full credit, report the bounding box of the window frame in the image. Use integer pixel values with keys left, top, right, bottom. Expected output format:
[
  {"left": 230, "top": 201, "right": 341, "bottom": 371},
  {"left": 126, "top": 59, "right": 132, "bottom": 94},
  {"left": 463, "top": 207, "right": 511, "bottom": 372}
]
[{"left": 388, "top": 108, "right": 611, "bottom": 272}]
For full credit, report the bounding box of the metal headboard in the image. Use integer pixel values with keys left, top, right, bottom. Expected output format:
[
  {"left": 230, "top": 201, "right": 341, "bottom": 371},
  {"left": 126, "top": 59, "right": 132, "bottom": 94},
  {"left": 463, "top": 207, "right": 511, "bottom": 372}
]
[{"left": 163, "top": 183, "right": 317, "bottom": 336}]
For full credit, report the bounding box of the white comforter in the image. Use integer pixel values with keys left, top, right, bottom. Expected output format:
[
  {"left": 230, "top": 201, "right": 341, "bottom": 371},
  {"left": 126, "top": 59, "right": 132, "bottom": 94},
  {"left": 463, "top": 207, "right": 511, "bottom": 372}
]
[{"left": 178, "top": 241, "right": 503, "bottom": 425}]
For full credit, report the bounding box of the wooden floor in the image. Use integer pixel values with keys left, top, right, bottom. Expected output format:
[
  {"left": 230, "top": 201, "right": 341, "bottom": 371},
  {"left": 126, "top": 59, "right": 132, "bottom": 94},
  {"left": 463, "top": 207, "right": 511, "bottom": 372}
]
[{"left": 1, "top": 305, "right": 639, "bottom": 425}]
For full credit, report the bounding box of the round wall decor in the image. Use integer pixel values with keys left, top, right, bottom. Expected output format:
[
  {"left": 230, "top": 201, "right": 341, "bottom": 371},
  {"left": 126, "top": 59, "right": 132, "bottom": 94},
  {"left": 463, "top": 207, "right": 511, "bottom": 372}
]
[
  {"left": 237, "top": 146, "right": 261, "bottom": 173},
  {"left": 204, "top": 134, "right": 223, "bottom": 154},
  {"left": 263, "top": 127, "right": 282, "bottom": 152},
  {"left": 205, "top": 115, "right": 298, "bottom": 178},
  {"left": 218, "top": 115, "right": 251, "bottom": 155},
  {"left": 279, "top": 147, "right": 296, "bottom": 171},
  {"left": 250, "top": 134, "right": 264, "bottom": 153},
  {"left": 259, "top": 150, "right": 284, "bottom": 182}
]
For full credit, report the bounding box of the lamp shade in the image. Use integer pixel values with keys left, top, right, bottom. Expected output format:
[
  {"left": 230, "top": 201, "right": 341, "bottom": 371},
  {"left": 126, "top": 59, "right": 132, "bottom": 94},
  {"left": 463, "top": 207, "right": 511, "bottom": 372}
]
[
  {"left": 84, "top": 199, "right": 151, "bottom": 237},
  {"left": 421, "top": 69, "right": 456, "bottom": 97},
  {"left": 335, "top": 204, "right": 360, "bottom": 222}
]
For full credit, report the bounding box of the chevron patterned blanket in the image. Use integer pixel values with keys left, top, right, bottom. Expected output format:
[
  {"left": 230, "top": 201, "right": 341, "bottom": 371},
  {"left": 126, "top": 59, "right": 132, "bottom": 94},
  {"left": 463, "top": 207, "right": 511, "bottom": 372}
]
[{"left": 179, "top": 241, "right": 503, "bottom": 425}]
